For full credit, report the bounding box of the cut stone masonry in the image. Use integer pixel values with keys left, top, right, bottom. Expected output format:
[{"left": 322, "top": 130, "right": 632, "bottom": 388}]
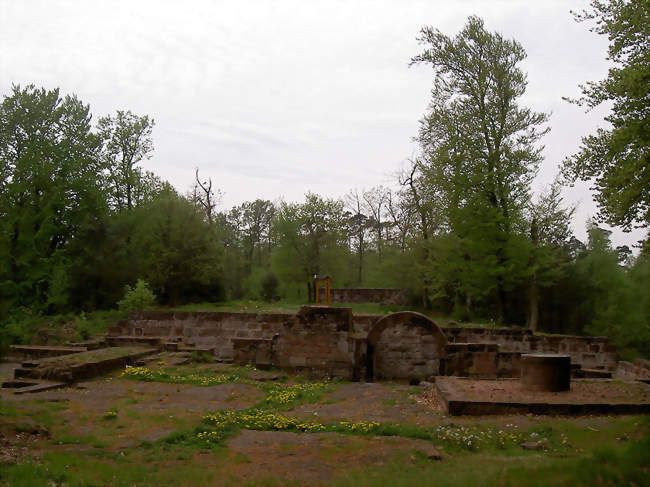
[{"left": 107, "top": 307, "right": 619, "bottom": 380}]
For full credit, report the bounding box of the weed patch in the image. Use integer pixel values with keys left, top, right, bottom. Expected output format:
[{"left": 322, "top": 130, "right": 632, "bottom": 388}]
[
  {"left": 262, "top": 382, "right": 335, "bottom": 409},
  {"left": 120, "top": 366, "right": 244, "bottom": 386}
]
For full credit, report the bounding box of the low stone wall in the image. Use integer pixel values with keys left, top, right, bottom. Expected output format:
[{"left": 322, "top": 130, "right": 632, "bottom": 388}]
[
  {"left": 615, "top": 359, "right": 650, "bottom": 380},
  {"left": 318, "top": 288, "right": 407, "bottom": 305},
  {"left": 109, "top": 310, "right": 294, "bottom": 361},
  {"left": 109, "top": 309, "right": 619, "bottom": 380},
  {"left": 441, "top": 344, "right": 521, "bottom": 379},
  {"left": 444, "top": 327, "right": 618, "bottom": 372}
]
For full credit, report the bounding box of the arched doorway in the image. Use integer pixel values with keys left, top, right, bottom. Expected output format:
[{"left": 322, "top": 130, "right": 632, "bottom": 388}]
[{"left": 367, "top": 312, "right": 446, "bottom": 381}]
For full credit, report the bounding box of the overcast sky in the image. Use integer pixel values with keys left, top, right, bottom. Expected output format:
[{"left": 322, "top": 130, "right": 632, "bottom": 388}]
[{"left": 1, "top": 0, "right": 645, "bottom": 248}]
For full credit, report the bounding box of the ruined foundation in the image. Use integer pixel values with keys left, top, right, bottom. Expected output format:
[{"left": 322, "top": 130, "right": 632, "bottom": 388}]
[
  {"left": 521, "top": 354, "right": 571, "bottom": 392},
  {"left": 105, "top": 307, "right": 619, "bottom": 381}
]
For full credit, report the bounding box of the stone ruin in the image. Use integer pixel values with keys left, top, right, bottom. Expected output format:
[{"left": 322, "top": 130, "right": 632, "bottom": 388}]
[
  {"left": 5, "top": 304, "right": 648, "bottom": 415},
  {"left": 106, "top": 306, "right": 621, "bottom": 382},
  {"left": 317, "top": 287, "right": 407, "bottom": 306}
]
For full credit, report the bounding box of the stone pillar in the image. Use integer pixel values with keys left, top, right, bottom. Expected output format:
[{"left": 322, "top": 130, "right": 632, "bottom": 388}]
[{"left": 521, "top": 354, "right": 570, "bottom": 392}]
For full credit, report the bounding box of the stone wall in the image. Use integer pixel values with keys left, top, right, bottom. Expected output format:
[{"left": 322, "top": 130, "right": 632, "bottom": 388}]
[
  {"left": 368, "top": 312, "right": 446, "bottom": 381},
  {"left": 318, "top": 288, "right": 407, "bottom": 305},
  {"left": 110, "top": 309, "right": 619, "bottom": 380},
  {"left": 444, "top": 327, "right": 618, "bottom": 372},
  {"left": 109, "top": 310, "right": 293, "bottom": 361},
  {"left": 441, "top": 344, "right": 522, "bottom": 378},
  {"left": 615, "top": 359, "right": 650, "bottom": 380}
]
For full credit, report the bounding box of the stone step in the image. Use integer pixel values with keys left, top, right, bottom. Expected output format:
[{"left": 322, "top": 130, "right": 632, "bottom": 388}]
[
  {"left": 13, "top": 382, "right": 66, "bottom": 395},
  {"left": 1, "top": 380, "right": 66, "bottom": 394}
]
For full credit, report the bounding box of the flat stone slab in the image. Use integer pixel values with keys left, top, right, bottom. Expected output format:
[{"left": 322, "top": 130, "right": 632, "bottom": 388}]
[
  {"left": 436, "top": 376, "right": 650, "bottom": 416},
  {"left": 13, "top": 346, "right": 157, "bottom": 383},
  {"left": 12, "top": 381, "right": 67, "bottom": 395},
  {"left": 9, "top": 345, "right": 87, "bottom": 359}
]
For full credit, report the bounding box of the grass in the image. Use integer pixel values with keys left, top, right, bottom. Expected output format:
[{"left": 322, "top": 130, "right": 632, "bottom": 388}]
[
  {"left": 0, "top": 398, "right": 18, "bottom": 417},
  {"left": 167, "top": 299, "right": 420, "bottom": 316},
  {"left": 3, "top": 437, "right": 647, "bottom": 487},
  {"left": 260, "top": 381, "right": 335, "bottom": 409},
  {"left": 332, "top": 437, "right": 650, "bottom": 487},
  {"left": 119, "top": 365, "right": 252, "bottom": 386},
  {"left": 2, "top": 370, "right": 648, "bottom": 487}
]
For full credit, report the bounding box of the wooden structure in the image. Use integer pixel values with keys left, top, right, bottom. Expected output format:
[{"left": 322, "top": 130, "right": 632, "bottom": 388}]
[{"left": 314, "top": 274, "right": 331, "bottom": 306}]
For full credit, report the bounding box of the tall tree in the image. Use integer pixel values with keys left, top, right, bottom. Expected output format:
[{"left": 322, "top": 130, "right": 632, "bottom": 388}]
[
  {"left": 563, "top": 0, "right": 649, "bottom": 232},
  {"left": 97, "top": 110, "right": 160, "bottom": 211},
  {"left": 272, "top": 193, "right": 348, "bottom": 297},
  {"left": 0, "top": 84, "right": 105, "bottom": 311},
  {"left": 411, "top": 16, "right": 550, "bottom": 321},
  {"left": 526, "top": 181, "right": 576, "bottom": 330},
  {"left": 344, "top": 189, "right": 371, "bottom": 284}
]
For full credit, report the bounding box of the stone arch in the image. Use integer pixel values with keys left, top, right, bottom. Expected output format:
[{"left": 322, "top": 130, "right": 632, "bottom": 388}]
[{"left": 367, "top": 312, "right": 446, "bottom": 381}]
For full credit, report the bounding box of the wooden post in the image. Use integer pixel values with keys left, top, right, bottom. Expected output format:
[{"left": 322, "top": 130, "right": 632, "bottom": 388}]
[{"left": 315, "top": 278, "right": 320, "bottom": 305}]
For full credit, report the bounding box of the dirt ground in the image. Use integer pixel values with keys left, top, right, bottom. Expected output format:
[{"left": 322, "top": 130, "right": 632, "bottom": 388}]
[{"left": 0, "top": 356, "right": 647, "bottom": 486}]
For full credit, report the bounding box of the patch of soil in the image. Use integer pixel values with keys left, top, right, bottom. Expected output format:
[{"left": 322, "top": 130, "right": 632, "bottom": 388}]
[
  {"left": 225, "top": 430, "right": 440, "bottom": 484},
  {"left": 446, "top": 378, "right": 650, "bottom": 404},
  {"left": 290, "top": 383, "right": 444, "bottom": 426},
  {"left": 134, "top": 383, "right": 264, "bottom": 412}
]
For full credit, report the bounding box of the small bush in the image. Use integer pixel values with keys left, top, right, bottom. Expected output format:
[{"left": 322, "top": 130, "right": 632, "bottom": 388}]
[{"left": 117, "top": 279, "right": 157, "bottom": 312}]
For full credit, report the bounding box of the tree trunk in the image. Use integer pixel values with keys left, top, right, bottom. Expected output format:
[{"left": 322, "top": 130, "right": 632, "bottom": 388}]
[
  {"left": 528, "top": 216, "right": 540, "bottom": 331},
  {"left": 528, "top": 271, "right": 539, "bottom": 332}
]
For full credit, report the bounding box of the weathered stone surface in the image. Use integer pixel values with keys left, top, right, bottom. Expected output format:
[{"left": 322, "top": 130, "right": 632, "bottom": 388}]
[
  {"left": 520, "top": 441, "right": 545, "bottom": 451},
  {"left": 109, "top": 309, "right": 619, "bottom": 382},
  {"left": 368, "top": 312, "right": 446, "bottom": 381},
  {"left": 521, "top": 354, "right": 571, "bottom": 392}
]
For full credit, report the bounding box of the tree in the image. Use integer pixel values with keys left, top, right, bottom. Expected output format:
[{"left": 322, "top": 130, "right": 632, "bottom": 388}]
[
  {"left": 190, "top": 168, "right": 221, "bottom": 224},
  {"left": 272, "top": 193, "right": 348, "bottom": 298},
  {"left": 563, "top": 0, "right": 649, "bottom": 231},
  {"left": 98, "top": 110, "right": 161, "bottom": 211},
  {"left": 526, "top": 181, "right": 576, "bottom": 330},
  {"left": 363, "top": 186, "right": 390, "bottom": 259},
  {"left": 411, "top": 16, "right": 550, "bottom": 321},
  {"left": 0, "top": 84, "right": 105, "bottom": 312},
  {"left": 344, "top": 189, "right": 371, "bottom": 284},
  {"left": 131, "top": 190, "right": 222, "bottom": 305}
]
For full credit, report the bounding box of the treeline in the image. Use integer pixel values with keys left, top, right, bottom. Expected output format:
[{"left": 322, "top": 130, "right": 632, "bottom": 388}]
[
  {"left": 1, "top": 7, "right": 649, "bottom": 357},
  {"left": 0, "top": 83, "right": 647, "bottom": 357}
]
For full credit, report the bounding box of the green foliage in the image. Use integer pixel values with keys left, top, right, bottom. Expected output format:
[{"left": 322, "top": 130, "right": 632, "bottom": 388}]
[
  {"left": 576, "top": 223, "right": 650, "bottom": 357},
  {"left": 260, "top": 271, "right": 279, "bottom": 301},
  {"left": 97, "top": 110, "right": 161, "bottom": 211},
  {"left": 117, "top": 279, "right": 156, "bottom": 312},
  {"left": 131, "top": 191, "right": 223, "bottom": 305},
  {"left": 120, "top": 366, "right": 245, "bottom": 386},
  {"left": 563, "top": 0, "right": 650, "bottom": 230},
  {"left": 0, "top": 84, "right": 106, "bottom": 313},
  {"left": 410, "top": 16, "right": 550, "bottom": 322},
  {"left": 272, "top": 193, "right": 351, "bottom": 290}
]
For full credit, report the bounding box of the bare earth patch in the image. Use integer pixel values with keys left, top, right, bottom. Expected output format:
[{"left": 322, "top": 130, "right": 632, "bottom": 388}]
[{"left": 290, "top": 383, "right": 445, "bottom": 427}]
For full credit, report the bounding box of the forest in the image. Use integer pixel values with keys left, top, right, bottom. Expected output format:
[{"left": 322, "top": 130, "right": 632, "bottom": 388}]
[{"left": 0, "top": 5, "right": 648, "bottom": 359}]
